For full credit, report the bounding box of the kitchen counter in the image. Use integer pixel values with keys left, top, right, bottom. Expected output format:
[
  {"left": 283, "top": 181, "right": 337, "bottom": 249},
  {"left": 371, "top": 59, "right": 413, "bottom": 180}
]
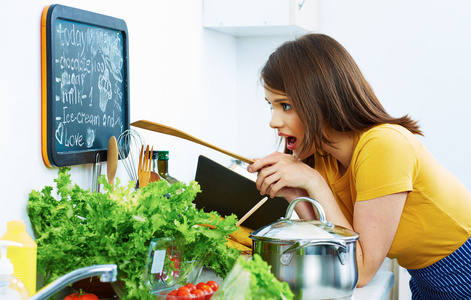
[
  {"left": 53, "top": 267, "right": 394, "bottom": 299},
  {"left": 352, "top": 271, "right": 394, "bottom": 300},
  {"left": 199, "top": 268, "right": 395, "bottom": 300}
]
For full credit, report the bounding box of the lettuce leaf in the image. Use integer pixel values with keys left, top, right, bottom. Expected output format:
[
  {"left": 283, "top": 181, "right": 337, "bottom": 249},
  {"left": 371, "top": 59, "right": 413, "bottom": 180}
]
[
  {"left": 212, "top": 254, "right": 294, "bottom": 300},
  {"left": 28, "top": 167, "right": 240, "bottom": 299}
]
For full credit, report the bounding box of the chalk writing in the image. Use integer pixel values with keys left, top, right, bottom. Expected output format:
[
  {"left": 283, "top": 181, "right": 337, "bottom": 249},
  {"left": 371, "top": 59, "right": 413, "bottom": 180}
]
[{"left": 52, "top": 19, "right": 125, "bottom": 153}]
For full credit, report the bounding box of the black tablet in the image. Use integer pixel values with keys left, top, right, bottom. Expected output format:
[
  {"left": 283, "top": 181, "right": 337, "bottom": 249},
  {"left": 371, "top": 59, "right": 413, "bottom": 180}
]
[{"left": 194, "top": 155, "right": 289, "bottom": 230}]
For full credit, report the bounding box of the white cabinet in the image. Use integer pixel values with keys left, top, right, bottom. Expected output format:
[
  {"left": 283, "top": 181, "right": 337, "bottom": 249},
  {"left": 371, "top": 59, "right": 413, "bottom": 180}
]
[{"left": 203, "top": 0, "right": 318, "bottom": 37}]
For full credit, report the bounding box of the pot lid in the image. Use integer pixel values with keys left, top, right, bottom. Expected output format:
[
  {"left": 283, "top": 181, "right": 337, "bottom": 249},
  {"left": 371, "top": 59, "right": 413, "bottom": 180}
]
[
  {"left": 251, "top": 219, "right": 358, "bottom": 242},
  {"left": 250, "top": 197, "right": 359, "bottom": 242}
]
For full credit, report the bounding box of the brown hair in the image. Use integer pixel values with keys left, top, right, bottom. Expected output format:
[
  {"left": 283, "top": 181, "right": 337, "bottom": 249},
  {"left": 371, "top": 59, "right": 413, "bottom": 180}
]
[{"left": 261, "top": 33, "right": 422, "bottom": 161}]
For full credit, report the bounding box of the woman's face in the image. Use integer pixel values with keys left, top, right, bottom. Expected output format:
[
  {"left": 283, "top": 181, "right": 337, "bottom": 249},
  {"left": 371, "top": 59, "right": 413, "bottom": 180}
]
[{"left": 265, "top": 87, "right": 314, "bottom": 159}]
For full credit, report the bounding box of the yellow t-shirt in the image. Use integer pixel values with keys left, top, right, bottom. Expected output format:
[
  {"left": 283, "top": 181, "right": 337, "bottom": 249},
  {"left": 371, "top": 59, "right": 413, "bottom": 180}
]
[{"left": 314, "top": 124, "right": 471, "bottom": 269}]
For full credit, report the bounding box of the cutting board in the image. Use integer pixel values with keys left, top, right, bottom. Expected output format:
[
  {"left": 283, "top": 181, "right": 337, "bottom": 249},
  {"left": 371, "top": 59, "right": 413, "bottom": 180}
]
[{"left": 194, "top": 155, "right": 288, "bottom": 230}]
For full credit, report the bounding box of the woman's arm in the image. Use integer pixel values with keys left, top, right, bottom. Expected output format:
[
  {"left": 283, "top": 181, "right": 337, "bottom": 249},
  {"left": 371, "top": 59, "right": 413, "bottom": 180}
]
[
  {"left": 304, "top": 176, "right": 406, "bottom": 286},
  {"left": 249, "top": 151, "right": 406, "bottom": 286},
  {"left": 353, "top": 192, "right": 406, "bottom": 286}
]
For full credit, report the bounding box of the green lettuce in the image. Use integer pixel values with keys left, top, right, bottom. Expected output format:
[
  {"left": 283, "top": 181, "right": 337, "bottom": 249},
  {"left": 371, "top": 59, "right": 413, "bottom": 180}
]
[
  {"left": 212, "top": 254, "right": 294, "bottom": 300},
  {"left": 28, "top": 167, "right": 240, "bottom": 299}
]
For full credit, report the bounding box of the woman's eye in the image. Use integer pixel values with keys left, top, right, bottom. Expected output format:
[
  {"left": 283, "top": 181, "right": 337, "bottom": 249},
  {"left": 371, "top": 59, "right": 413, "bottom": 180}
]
[
  {"left": 267, "top": 102, "right": 274, "bottom": 110},
  {"left": 281, "top": 103, "right": 291, "bottom": 111}
]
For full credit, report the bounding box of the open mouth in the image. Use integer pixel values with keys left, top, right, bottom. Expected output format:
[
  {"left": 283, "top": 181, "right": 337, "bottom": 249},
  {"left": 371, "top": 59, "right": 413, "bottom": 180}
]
[
  {"left": 286, "top": 136, "right": 297, "bottom": 150},
  {"left": 287, "top": 136, "right": 296, "bottom": 146},
  {"left": 278, "top": 132, "right": 298, "bottom": 150}
]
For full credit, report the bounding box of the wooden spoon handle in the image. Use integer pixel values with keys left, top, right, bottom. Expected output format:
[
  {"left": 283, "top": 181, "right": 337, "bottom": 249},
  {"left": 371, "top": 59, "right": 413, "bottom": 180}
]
[
  {"left": 236, "top": 197, "right": 269, "bottom": 227},
  {"left": 107, "top": 136, "right": 118, "bottom": 185},
  {"left": 131, "top": 120, "right": 254, "bottom": 164}
]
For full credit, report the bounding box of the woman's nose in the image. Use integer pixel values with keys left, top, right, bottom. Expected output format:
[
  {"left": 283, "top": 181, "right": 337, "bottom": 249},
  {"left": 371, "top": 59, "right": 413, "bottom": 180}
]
[{"left": 269, "top": 111, "right": 283, "bottom": 129}]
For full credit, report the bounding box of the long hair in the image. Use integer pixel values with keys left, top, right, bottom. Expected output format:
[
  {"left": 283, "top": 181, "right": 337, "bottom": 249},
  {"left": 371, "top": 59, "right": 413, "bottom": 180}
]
[{"left": 260, "top": 34, "right": 422, "bottom": 163}]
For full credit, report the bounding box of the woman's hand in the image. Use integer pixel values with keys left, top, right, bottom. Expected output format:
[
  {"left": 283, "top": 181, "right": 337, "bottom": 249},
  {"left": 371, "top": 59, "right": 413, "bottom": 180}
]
[
  {"left": 248, "top": 151, "right": 348, "bottom": 225},
  {"left": 248, "top": 152, "right": 321, "bottom": 219},
  {"left": 248, "top": 152, "right": 322, "bottom": 199}
]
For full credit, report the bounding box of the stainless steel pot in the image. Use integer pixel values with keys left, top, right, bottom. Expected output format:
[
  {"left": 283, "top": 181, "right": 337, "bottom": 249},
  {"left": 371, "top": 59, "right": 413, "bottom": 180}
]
[{"left": 250, "top": 197, "right": 360, "bottom": 300}]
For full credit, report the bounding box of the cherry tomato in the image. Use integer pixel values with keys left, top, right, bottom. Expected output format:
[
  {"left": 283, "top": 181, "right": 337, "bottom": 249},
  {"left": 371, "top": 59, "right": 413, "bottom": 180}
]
[
  {"left": 167, "top": 289, "right": 178, "bottom": 300},
  {"left": 63, "top": 292, "right": 99, "bottom": 300},
  {"left": 174, "top": 258, "right": 181, "bottom": 269},
  {"left": 192, "top": 288, "right": 205, "bottom": 300},
  {"left": 206, "top": 280, "right": 219, "bottom": 292},
  {"left": 201, "top": 284, "right": 213, "bottom": 293},
  {"left": 196, "top": 282, "right": 206, "bottom": 290},
  {"left": 200, "top": 284, "right": 213, "bottom": 300},
  {"left": 185, "top": 283, "right": 196, "bottom": 293},
  {"left": 64, "top": 293, "right": 76, "bottom": 300},
  {"left": 177, "top": 286, "right": 192, "bottom": 297},
  {"left": 168, "top": 253, "right": 181, "bottom": 268}
]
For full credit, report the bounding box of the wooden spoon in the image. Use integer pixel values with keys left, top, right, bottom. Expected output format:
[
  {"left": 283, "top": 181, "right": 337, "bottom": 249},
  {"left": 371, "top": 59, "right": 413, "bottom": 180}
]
[
  {"left": 107, "top": 136, "right": 118, "bottom": 185},
  {"left": 130, "top": 120, "right": 254, "bottom": 164},
  {"left": 236, "top": 197, "right": 268, "bottom": 227}
]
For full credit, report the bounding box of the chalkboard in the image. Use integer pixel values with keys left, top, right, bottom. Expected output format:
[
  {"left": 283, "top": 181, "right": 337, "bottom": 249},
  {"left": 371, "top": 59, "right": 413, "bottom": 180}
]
[{"left": 41, "top": 4, "right": 130, "bottom": 167}]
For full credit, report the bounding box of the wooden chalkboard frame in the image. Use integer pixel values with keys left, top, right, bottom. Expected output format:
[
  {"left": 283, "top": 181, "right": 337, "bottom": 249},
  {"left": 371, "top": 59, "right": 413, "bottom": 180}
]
[{"left": 41, "top": 4, "right": 130, "bottom": 167}]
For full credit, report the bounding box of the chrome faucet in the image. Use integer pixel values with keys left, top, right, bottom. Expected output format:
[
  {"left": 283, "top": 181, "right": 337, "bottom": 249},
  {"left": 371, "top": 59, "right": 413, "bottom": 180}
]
[{"left": 29, "top": 264, "right": 117, "bottom": 300}]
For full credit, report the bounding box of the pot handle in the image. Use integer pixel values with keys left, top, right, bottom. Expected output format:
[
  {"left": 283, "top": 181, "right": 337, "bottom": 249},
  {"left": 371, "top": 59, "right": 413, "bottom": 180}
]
[
  {"left": 282, "top": 239, "right": 347, "bottom": 254},
  {"left": 281, "top": 197, "right": 334, "bottom": 228},
  {"left": 280, "top": 239, "right": 348, "bottom": 265}
]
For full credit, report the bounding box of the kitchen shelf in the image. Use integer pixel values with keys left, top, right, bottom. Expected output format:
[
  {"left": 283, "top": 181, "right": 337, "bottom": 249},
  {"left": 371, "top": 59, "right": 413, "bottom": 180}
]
[{"left": 202, "top": 0, "right": 318, "bottom": 37}]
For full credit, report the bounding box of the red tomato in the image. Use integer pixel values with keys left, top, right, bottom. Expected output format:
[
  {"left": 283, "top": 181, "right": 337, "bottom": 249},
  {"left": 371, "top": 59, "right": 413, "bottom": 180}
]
[
  {"left": 201, "top": 284, "right": 213, "bottom": 293},
  {"left": 63, "top": 292, "right": 99, "bottom": 300},
  {"left": 185, "top": 283, "right": 197, "bottom": 293},
  {"left": 176, "top": 286, "right": 192, "bottom": 299},
  {"left": 196, "top": 282, "right": 206, "bottom": 290},
  {"left": 64, "top": 293, "right": 76, "bottom": 300},
  {"left": 206, "top": 280, "right": 219, "bottom": 292},
  {"left": 167, "top": 289, "right": 178, "bottom": 300},
  {"left": 168, "top": 289, "right": 178, "bottom": 295},
  {"left": 177, "top": 286, "right": 190, "bottom": 294},
  {"left": 200, "top": 284, "right": 213, "bottom": 300},
  {"left": 174, "top": 258, "right": 181, "bottom": 269},
  {"left": 192, "top": 288, "right": 205, "bottom": 300}
]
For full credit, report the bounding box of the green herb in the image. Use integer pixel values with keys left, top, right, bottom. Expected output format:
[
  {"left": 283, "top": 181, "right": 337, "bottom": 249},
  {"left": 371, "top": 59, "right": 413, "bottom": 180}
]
[
  {"left": 212, "top": 254, "right": 294, "bottom": 300},
  {"left": 28, "top": 167, "right": 240, "bottom": 299}
]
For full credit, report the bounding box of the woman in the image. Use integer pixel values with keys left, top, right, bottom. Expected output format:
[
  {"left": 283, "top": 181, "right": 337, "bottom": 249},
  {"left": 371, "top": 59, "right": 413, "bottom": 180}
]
[{"left": 248, "top": 33, "right": 471, "bottom": 299}]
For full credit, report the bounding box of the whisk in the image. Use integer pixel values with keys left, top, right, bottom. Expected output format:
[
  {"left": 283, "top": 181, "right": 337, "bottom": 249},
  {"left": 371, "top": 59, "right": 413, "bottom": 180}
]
[{"left": 117, "top": 128, "right": 146, "bottom": 185}]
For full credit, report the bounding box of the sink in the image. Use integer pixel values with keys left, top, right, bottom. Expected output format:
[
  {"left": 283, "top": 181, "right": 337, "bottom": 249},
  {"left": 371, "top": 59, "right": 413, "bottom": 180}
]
[{"left": 30, "top": 264, "right": 117, "bottom": 300}]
